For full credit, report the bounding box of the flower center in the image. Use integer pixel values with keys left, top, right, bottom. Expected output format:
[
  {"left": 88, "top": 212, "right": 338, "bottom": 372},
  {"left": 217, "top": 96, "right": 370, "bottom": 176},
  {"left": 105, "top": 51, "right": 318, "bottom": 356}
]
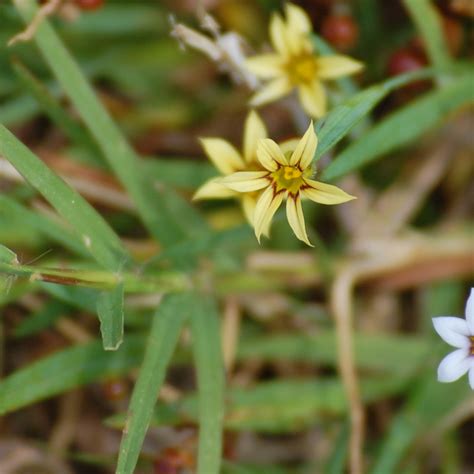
[
  {"left": 287, "top": 54, "right": 318, "bottom": 85},
  {"left": 272, "top": 165, "right": 308, "bottom": 194},
  {"left": 470, "top": 336, "right": 474, "bottom": 356}
]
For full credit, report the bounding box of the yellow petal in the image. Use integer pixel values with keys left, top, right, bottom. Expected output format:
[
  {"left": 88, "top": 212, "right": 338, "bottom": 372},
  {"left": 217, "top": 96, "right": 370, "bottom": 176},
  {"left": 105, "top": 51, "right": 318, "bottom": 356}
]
[
  {"left": 241, "top": 193, "right": 258, "bottom": 225},
  {"left": 193, "top": 178, "right": 237, "bottom": 200},
  {"left": 315, "top": 55, "right": 363, "bottom": 80},
  {"left": 289, "top": 121, "right": 317, "bottom": 169},
  {"left": 253, "top": 186, "right": 284, "bottom": 242},
  {"left": 298, "top": 81, "right": 327, "bottom": 118},
  {"left": 286, "top": 194, "right": 313, "bottom": 246},
  {"left": 302, "top": 179, "right": 356, "bottom": 204},
  {"left": 269, "top": 13, "right": 290, "bottom": 56},
  {"left": 249, "top": 77, "right": 292, "bottom": 107},
  {"left": 220, "top": 171, "right": 269, "bottom": 192},
  {"left": 200, "top": 138, "right": 245, "bottom": 174},
  {"left": 243, "top": 110, "right": 267, "bottom": 163},
  {"left": 245, "top": 54, "right": 284, "bottom": 79},
  {"left": 285, "top": 3, "right": 312, "bottom": 36},
  {"left": 257, "top": 138, "right": 287, "bottom": 171}
]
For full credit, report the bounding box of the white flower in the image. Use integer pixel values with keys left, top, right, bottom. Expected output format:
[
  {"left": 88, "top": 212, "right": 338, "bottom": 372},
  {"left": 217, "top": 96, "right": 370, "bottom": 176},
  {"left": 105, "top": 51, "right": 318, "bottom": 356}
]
[{"left": 432, "top": 288, "right": 474, "bottom": 390}]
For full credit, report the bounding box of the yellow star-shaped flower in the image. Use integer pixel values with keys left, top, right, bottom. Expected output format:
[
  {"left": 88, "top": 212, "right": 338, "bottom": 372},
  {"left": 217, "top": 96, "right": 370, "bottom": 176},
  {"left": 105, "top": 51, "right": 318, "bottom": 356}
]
[
  {"left": 219, "top": 122, "right": 356, "bottom": 246},
  {"left": 193, "top": 110, "right": 271, "bottom": 225},
  {"left": 246, "top": 3, "right": 363, "bottom": 118}
]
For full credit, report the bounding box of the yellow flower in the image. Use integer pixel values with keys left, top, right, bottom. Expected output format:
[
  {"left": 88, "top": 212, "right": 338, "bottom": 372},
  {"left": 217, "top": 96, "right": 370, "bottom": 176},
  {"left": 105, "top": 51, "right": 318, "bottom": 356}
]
[
  {"left": 219, "top": 122, "right": 356, "bottom": 246},
  {"left": 246, "top": 3, "right": 363, "bottom": 118},
  {"left": 193, "top": 110, "right": 269, "bottom": 225}
]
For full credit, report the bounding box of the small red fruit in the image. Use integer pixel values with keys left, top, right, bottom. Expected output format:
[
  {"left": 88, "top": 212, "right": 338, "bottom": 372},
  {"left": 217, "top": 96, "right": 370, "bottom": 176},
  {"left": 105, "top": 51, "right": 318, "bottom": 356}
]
[
  {"left": 74, "top": 0, "right": 104, "bottom": 11},
  {"left": 387, "top": 47, "right": 427, "bottom": 76},
  {"left": 321, "top": 14, "right": 358, "bottom": 51}
]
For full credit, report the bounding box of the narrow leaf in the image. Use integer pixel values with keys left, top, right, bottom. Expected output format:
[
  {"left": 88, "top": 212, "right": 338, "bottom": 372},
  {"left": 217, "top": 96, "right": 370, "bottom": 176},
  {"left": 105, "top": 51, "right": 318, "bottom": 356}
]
[
  {"left": 116, "top": 293, "right": 190, "bottom": 474},
  {"left": 322, "top": 75, "right": 474, "bottom": 180},
  {"left": 0, "top": 335, "right": 145, "bottom": 415},
  {"left": 0, "top": 125, "right": 129, "bottom": 271},
  {"left": 97, "top": 283, "right": 125, "bottom": 351},
  {"left": 190, "top": 296, "right": 225, "bottom": 474},
  {"left": 314, "top": 68, "right": 436, "bottom": 161},
  {"left": 403, "top": 0, "right": 451, "bottom": 70}
]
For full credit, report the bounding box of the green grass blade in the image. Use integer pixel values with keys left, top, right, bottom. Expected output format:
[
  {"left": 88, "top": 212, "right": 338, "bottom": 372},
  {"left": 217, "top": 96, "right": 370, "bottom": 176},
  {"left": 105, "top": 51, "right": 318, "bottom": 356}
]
[
  {"left": 11, "top": 59, "right": 100, "bottom": 156},
  {"left": 0, "top": 195, "right": 89, "bottom": 257},
  {"left": 12, "top": 0, "right": 206, "bottom": 246},
  {"left": 116, "top": 293, "right": 190, "bottom": 474},
  {"left": 190, "top": 296, "right": 225, "bottom": 474},
  {"left": 403, "top": 0, "right": 451, "bottom": 70},
  {"left": 370, "top": 376, "right": 471, "bottom": 473},
  {"left": 314, "top": 68, "right": 436, "bottom": 161},
  {"left": 0, "top": 125, "right": 129, "bottom": 271},
  {"left": 0, "top": 335, "right": 145, "bottom": 415},
  {"left": 97, "top": 283, "right": 125, "bottom": 351},
  {"left": 321, "top": 75, "right": 474, "bottom": 180}
]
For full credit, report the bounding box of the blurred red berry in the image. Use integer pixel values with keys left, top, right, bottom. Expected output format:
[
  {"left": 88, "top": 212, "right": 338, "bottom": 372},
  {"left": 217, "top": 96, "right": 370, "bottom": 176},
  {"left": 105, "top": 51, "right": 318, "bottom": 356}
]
[
  {"left": 321, "top": 14, "right": 358, "bottom": 51},
  {"left": 74, "top": 0, "right": 104, "bottom": 11},
  {"left": 387, "top": 47, "right": 427, "bottom": 76},
  {"left": 101, "top": 378, "right": 128, "bottom": 402}
]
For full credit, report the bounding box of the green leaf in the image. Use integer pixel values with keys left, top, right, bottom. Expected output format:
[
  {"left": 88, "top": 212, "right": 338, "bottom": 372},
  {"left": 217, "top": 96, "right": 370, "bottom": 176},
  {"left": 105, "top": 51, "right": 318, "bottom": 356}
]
[
  {"left": 238, "top": 331, "right": 430, "bottom": 375},
  {"left": 0, "top": 125, "right": 129, "bottom": 271},
  {"left": 12, "top": 0, "right": 207, "bottom": 246},
  {"left": 0, "top": 195, "right": 89, "bottom": 258},
  {"left": 371, "top": 375, "right": 471, "bottom": 473},
  {"left": 190, "top": 296, "right": 225, "bottom": 474},
  {"left": 11, "top": 59, "right": 100, "bottom": 156},
  {"left": 403, "top": 0, "right": 451, "bottom": 70},
  {"left": 0, "top": 335, "right": 145, "bottom": 415},
  {"left": 322, "top": 75, "right": 474, "bottom": 180},
  {"left": 116, "top": 293, "right": 190, "bottom": 474},
  {"left": 0, "top": 243, "right": 18, "bottom": 264},
  {"left": 97, "top": 283, "right": 125, "bottom": 351},
  {"left": 13, "top": 300, "right": 67, "bottom": 338},
  {"left": 314, "top": 68, "right": 436, "bottom": 161}
]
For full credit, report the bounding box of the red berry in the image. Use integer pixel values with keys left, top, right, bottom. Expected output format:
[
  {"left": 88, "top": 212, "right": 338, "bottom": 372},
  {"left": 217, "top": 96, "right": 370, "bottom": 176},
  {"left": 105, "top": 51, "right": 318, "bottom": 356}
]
[
  {"left": 387, "top": 47, "right": 426, "bottom": 76},
  {"left": 321, "top": 14, "right": 358, "bottom": 51},
  {"left": 74, "top": 0, "right": 104, "bottom": 11}
]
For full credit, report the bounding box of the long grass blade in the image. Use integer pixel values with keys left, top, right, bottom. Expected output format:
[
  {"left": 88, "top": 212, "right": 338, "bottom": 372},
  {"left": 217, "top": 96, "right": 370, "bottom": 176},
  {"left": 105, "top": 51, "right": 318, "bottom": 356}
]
[
  {"left": 190, "top": 296, "right": 225, "bottom": 474},
  {"left": 322, "top": 75, "right": 474, "bottom": 180},
  {"left": 0, "top": 125, "right": 129, "bottom": 271},
  {"left": 116, "top": 293, "right": 190, "bottom": 474}
]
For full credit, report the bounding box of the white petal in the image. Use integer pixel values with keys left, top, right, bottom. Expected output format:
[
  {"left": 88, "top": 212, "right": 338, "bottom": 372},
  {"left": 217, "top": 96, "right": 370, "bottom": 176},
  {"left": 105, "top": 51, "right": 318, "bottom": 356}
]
[
  {"left": 249, "top": 77, "right": 292, "bottom": 107},
  {"left": 193, "top": 178, "right": 237, "bottom": 200},
  {"left": 302, "top": 179, "right": 356, "bottom": 205},
  {"left": 253, "top": 186, "right": 284, "bottom": 242},
  {"left": 286, "top": 195, "right": 312, "bottom": 246},
  {"left": 257, "top": 139, "right": 287, "bottom": 171},
  {"left": 200, "top": 138, "right": 244, "bottom": 174},
  {"left": 437, "top": 348, "right": 471, "bottom": 383},
  {"left": 220, "top": 171, "right": 269, "bottom": 192},
  {"left": 465, "top": 288, "right": 474, "bottom": 333},
  {"left": 298, "top": 81, "right": 327, "bottom": 118},
  {"left": 432, "top": 317, "right": 470, "bottom": 348},
  {"left": 469, "top": 365, "right": 474, "bottom": 390},
  {"left": 315, "top": 55, "right": 364, "bottom": 79},
  {"left": 243, "top": 110, "right": 267, "bottom": 163},
  {"left": 289, "top": 121, "right": 317, "bottom": 169}
]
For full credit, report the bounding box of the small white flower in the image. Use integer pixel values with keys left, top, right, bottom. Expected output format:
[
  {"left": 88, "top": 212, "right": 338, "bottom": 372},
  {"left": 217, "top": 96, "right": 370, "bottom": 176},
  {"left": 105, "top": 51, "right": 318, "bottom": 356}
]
[{"left": 432, "top": 288, "right": 474, "bottom": 390}]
